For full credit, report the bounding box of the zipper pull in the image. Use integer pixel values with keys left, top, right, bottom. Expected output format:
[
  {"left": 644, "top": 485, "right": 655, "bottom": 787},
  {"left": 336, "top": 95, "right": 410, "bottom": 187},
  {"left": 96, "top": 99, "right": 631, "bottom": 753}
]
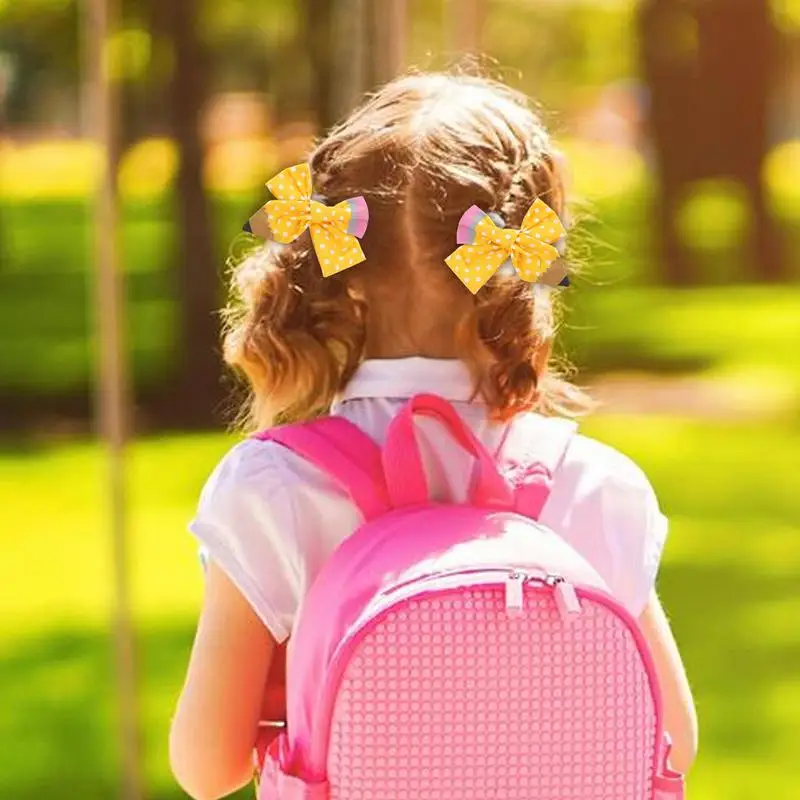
[
  {"left": 552, "top": 578, "right": 581, "bottom": 622},
  {"left": 505, "top": 571, "right": 525, "bottom": 618}
]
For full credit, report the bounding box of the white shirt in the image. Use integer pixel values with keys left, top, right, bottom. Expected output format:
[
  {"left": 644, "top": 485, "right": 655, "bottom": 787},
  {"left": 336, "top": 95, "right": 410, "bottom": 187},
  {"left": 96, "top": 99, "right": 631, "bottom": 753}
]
[{"left": 190, "top": 358, "right": 668, "bottom": 643}]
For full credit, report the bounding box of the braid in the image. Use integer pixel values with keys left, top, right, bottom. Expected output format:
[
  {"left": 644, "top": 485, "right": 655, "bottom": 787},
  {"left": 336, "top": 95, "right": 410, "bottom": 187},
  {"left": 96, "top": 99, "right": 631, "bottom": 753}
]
[{"left": 223, "top": 71, "right": 593, "bottom": 430}]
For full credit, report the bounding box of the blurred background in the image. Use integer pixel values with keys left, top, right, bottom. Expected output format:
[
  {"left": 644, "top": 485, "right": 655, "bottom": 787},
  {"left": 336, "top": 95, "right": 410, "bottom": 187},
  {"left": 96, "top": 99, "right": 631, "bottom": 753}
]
[{"left": 1, "top": 0, "right": 798, "bottom": 798}]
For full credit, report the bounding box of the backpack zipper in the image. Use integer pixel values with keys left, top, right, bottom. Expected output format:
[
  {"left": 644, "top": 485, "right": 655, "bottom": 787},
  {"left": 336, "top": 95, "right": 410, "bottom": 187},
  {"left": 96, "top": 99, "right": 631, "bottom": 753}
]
[
  {"left": 505, "top": 571, "right": 527, "bottom": 617},
  {"left": 378, "top": 565, "right": 581, "bottom": 620},
  {"left": 506, "top": 570, "right": 581, "bottom": 620}
]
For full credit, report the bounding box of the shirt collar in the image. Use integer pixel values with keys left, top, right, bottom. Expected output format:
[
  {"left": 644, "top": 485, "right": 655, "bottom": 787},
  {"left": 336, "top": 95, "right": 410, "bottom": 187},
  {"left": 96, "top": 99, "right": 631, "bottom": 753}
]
[{"left": 335, "top": 358, "right": 479, "bottom": 406}]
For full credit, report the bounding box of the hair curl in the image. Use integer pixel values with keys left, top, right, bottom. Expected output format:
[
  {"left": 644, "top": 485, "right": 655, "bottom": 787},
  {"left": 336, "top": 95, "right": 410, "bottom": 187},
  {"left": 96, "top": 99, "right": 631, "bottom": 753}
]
[{"left": 224, "top": 70, "right": 593, "bottom": 428}]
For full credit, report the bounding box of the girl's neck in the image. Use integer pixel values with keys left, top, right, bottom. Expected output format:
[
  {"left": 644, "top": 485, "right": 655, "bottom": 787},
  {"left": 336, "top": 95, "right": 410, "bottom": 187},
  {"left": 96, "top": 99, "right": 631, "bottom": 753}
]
[
  {"left": 363, "top": 316, "right": 462, "bottom": 360},
  {"left": 361, "top": 284, "right": 470, "bottom": 360},
  {"left": 363, "top": 339, "right": 460, "bottom": 360}
]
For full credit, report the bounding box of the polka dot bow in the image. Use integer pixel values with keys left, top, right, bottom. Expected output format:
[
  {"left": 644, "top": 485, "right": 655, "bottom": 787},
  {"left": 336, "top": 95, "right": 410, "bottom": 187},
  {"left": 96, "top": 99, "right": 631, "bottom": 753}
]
[
  {"left": 445, "top": 200, "right": 567, "bottom": 294},
  {"left": 244, "top": 163, "right": 370, "bottom": 277}
]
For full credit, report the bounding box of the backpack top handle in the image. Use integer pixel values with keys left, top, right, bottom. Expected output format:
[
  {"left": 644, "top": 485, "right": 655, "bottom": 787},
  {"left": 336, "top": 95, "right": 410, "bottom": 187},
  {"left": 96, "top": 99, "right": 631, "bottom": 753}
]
[{"left": 383, "top": 393, "right": 515, "bottom": 510}]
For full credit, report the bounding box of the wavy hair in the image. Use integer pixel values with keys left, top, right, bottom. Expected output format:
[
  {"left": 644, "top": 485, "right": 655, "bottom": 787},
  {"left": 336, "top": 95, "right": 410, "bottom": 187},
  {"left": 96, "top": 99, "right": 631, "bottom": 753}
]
[{"left": 223, "top": 70, "right": 593, "bottom": 428}]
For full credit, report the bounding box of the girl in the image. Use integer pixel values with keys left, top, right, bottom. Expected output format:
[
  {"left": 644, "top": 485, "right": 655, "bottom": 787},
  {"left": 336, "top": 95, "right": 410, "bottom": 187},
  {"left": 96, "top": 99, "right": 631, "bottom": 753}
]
[{"left": 170, "top": 71, "right": 697, "bottom": 800}]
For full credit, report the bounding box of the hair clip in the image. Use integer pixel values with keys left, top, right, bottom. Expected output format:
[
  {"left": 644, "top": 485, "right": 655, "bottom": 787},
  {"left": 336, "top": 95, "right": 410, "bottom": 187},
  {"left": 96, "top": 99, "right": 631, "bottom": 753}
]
[
  {"left": 445, "top": 199, "right": 568, "bottom": 294},
  {"left": 243, "top": 164, "right": 369, "bottom": 277}
]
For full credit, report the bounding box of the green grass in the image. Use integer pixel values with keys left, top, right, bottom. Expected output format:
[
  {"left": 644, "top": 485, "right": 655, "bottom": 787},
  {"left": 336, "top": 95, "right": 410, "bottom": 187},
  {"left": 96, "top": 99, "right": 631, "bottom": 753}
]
[
  {"left": 2, "top": 163, "right": 800, "bottom": 797},
  {"left": 0, "top": 432, "right": 246, "bottom": 799},
  {"left": 1, "top": 414, "right": 798, "bottom": 799},
  {"left": 564, "top": 286, "right": 800, "bottom": 376},
  {"left": 0, "top": 195, "right": 257, "bottom": 394},
  {"left": 3, "top": 186, "right": 800, "bottom": 397}
]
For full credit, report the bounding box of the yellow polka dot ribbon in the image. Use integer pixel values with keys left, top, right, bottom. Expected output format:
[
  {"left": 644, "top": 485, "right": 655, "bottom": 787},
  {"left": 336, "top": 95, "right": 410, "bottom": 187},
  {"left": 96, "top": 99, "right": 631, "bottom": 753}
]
[
  {"left": 445, "top": 200, "right": 567, "bottom": 294},
  {"left": 251, "top": 163, "right": 369, "bottom": 277}
]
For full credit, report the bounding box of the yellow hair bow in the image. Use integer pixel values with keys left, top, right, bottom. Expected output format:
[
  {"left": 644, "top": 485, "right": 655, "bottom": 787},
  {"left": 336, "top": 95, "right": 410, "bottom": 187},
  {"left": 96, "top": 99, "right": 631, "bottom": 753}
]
[
  {"left": 243, "top": 163, "right": 369, "bottom": 277},
  {"left": 445, "top": 199, "right": 567, "bottom": 294}
]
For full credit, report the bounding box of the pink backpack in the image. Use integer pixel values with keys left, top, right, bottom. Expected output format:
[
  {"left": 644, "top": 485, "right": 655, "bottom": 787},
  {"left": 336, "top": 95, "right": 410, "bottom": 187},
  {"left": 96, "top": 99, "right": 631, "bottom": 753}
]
[{"left": 253, "top": 394, "right": 685, "bottom": 800}]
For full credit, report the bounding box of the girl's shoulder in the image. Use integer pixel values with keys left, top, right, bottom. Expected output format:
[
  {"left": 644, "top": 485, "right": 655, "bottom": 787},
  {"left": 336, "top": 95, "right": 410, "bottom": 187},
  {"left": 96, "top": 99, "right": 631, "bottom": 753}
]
[
  {"left": 192, "top": 432, "right": 364, "bottom": 559},
  {"left": 562, "top": 431, "right": 657, "bottom": 495},
  {"left": 190, "top": 434, "right": 364, "bottom": 642},
  {"left": 197, "top": 434, "right": 340, "bottom": 506},
  {"left": 534, "top": 421, "right": 668, "bottom": 617},
  {"left": 506, "top": 410, "right": 656, "bottom": 497}
]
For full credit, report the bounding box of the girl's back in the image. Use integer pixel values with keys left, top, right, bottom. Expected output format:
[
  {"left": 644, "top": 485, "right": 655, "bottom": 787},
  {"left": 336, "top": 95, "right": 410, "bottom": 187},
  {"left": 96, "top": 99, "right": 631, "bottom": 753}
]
[
  {"left": 193, "top": 357, "right": 665, "bottom": 643},
  {"left": 169, "top": 71, "right": 697, "bottom": 800}
]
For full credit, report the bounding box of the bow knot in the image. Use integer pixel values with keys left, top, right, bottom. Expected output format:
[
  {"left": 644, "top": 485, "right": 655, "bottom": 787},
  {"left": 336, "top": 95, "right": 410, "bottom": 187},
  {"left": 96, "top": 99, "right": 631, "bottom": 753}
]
[
  {"left": 445, "top": 199, "right": 567, "bottom": 294},
  {"left": 485, "top": 225, "right": 522, "bottom": 250},
  {"left": 245, "top": 163, "right": 369, "bottom": 278},
  {"left": 309, "top": 201, "right": 331, "bottom": 221}
]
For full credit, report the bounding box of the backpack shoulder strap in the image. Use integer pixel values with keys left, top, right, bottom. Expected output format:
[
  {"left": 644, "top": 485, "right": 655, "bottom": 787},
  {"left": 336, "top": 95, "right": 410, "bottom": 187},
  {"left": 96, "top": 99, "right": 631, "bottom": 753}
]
[
  {"left": 251, "top": 416, "right": 391, "bottom": 771},
  {"left": 253, "top": 416, "right": 391, "bottom": 521},
  {"left": 495, "top": 413, "right": 578, "bottom": 521}
]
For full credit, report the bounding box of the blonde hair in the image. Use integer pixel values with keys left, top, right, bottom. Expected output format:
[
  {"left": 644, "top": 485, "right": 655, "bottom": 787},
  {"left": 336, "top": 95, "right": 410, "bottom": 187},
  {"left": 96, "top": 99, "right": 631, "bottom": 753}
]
[{"left": 223, "top": 71, "right": 593, "bottom": 428}]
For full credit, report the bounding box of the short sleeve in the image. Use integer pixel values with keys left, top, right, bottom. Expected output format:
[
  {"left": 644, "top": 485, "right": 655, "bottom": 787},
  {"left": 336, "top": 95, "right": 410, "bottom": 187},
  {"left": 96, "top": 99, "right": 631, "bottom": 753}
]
[
  {"left": 541, "top": 435, "right": 669, "bottom": 619},
  {"left": 595, "top": 453, "right": 669, "bottom": 617},
  {"left": 189, "top": 439, "right": 305, "bottom": 643}
]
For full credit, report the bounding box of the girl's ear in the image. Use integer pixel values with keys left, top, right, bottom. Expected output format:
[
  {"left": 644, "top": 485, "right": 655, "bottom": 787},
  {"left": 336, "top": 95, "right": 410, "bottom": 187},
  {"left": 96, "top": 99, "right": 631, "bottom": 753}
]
[{"left": 345, "top": 274, "right": 368, "bottom": 302}]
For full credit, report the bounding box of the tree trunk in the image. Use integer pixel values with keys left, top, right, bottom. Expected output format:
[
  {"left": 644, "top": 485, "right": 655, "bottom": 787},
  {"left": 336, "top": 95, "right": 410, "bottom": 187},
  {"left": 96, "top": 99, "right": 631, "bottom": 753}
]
[
  {"left": 302, "top": 0, "right": 405, "bottom": 132},
  {"left": 302, "top": 0, "right": 337, "bottom": 131},
  {"left": 695, "top": 0, "right": 781, "bottom": 281},
  {"left": 159, "top": 0, "right": 222, "bottom": 427},
  {"left": 445, "top": 0, "right": 486, "bottom": 54},
  {"left": 367, "top": 0, "right": 407, "bottom": 86},
  {"left": 639, "top": 0, "right": 782, "bottom": 285},
  {"left": 332, "top": 0, "right": 368, "bottom": 122},
  {"left": 638, "top": 0, "right": 700, "bottom": 285},
  {"left": 83, "top": 0, "right": 143, "bottom": 795}
]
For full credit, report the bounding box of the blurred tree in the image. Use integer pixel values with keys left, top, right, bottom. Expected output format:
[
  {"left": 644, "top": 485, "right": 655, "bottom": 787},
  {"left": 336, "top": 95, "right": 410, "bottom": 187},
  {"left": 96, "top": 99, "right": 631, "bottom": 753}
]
[
  {"left": 302, "top": 0, "right": 336, "bottom": 129},
  {"left": 366, "top": 0, "right": 407, "bottom": 86},
  {"left": 331, "top": 0, "right": 368, "bottom": 122},
  {"left": 445, "top": 0, "right": 485, "bottom": 54},
  {"left": 83, "top": 0, "right": 145, "bottom": 794},
  {"left": 151, "top": 0, "right": 222, "bottom": 426},
  {"left": 276, "top": 0, "right": 387, "bottom": 136},
  {"left": 322, "top": 0, "right": 407, "bottom": 122},
  {"left": 0, "top": 1, "right": 80, "bottom": 125},
  {"left": 640, "top": 0, "right": 783, "bottom": 284}
]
